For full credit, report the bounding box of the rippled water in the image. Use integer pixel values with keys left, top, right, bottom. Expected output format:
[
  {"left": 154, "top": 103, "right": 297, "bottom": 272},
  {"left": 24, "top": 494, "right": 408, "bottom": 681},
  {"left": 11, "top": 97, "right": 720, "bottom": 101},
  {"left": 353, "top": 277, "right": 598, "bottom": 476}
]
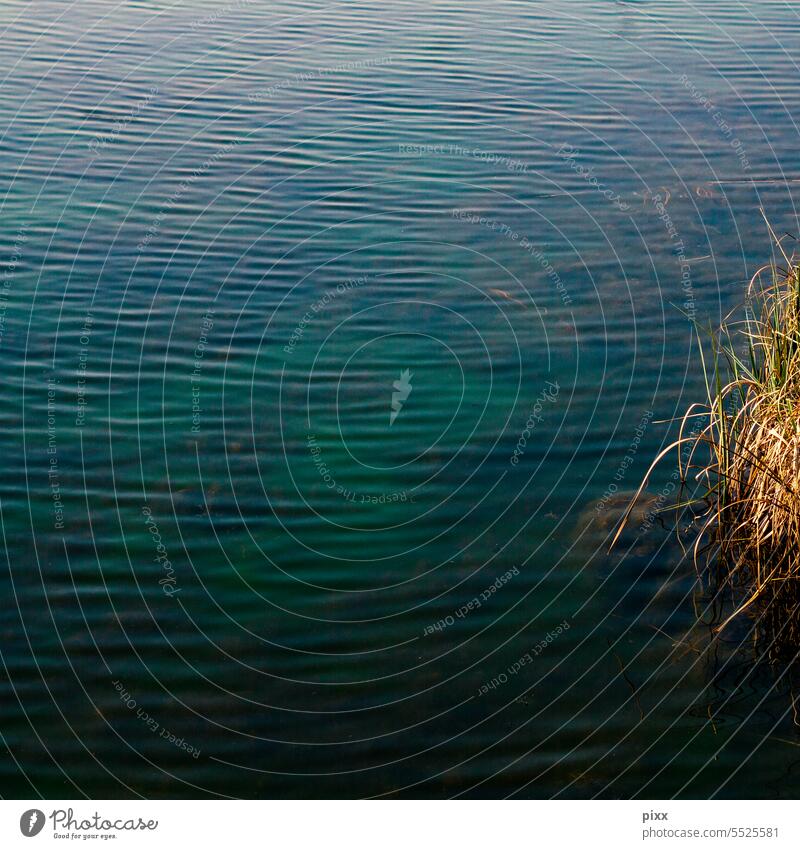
[{"left": 2, "top": 0, "right": 800, "bottom": 798}]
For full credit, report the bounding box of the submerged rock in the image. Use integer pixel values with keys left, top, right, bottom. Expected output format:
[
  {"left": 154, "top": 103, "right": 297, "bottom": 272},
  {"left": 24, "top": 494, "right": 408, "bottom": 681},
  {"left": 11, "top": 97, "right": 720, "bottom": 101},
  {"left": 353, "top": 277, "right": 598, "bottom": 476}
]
[
  {"left": 575, "top": 490, "right": 667, "bottom": 554},
  {"left": 571, "top": 488, "right": 695, "bottom": 604}
]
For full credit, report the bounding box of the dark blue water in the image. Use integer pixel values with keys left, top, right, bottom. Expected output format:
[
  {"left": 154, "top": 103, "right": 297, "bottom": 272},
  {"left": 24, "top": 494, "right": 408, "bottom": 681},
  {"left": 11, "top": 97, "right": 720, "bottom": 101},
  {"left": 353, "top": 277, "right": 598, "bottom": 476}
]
[{"left": 2, "top": 0, "right": 800, "bottom": 798}]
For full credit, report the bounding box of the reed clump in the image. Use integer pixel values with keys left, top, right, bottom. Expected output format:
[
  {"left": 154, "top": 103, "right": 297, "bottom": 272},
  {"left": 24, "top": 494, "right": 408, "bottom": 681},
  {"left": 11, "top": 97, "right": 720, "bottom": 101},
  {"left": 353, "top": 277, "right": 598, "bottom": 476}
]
[{"left": 619, "top": 243, "right": 800, "bottom": 649}]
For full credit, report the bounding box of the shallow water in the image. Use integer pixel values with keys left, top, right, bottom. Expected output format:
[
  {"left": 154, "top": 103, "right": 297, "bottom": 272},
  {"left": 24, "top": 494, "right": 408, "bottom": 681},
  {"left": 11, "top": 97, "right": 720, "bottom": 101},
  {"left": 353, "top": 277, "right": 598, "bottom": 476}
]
[{"left": 1, "top": 0, "right": 800, "bottom": 798}]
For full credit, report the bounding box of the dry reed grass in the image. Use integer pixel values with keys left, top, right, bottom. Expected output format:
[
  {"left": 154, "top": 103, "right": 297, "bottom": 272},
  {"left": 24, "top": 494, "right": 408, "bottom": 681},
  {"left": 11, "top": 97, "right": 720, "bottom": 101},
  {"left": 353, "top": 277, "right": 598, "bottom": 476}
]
[{"left": 615, "top": 228, "right": 800, "bottom": 652}]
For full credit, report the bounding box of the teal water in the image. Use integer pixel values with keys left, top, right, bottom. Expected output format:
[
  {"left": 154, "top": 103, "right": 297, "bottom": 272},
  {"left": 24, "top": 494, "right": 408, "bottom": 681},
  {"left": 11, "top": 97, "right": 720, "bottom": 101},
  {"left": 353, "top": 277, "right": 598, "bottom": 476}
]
[{"left": 2, "top": 0, "right": 800, "bottom": 798}]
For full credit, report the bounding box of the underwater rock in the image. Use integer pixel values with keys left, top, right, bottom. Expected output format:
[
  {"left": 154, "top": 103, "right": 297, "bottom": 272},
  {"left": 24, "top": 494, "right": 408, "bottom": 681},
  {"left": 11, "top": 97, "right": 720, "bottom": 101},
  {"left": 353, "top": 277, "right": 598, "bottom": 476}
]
[
  {"left": 576, "top": 490, "right": 666, "bottom": 550},
  {"left": 570, "top": 489, "right": 692, "bottom": 596}
]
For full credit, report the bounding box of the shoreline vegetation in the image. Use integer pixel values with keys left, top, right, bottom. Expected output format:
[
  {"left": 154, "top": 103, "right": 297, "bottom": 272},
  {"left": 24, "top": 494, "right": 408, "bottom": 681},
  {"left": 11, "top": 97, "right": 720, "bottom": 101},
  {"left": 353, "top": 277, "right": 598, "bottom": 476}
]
[{"left": 617, "top": 225, "right": 800, "bottom": 656}]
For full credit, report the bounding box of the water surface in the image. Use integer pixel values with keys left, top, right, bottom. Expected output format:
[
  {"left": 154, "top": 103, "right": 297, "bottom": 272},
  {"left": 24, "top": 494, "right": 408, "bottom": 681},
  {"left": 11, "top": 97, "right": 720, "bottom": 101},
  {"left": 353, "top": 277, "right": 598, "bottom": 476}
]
[{"left": 2, "top": 0, "right": 800, "bottom": 798}]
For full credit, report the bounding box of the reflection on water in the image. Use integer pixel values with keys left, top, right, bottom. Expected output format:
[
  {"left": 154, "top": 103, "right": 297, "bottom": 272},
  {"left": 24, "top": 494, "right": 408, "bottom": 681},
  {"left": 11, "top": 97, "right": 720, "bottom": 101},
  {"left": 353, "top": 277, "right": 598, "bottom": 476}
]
[{"left": 1, "top": 0, "right": 800, "bottom": 797}]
